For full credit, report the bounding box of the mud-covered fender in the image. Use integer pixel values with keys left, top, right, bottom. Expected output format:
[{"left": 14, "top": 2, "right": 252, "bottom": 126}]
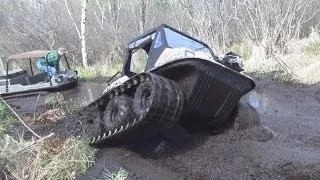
[{"left": 103, "top": 76, "right": 129, "bottom": 94}]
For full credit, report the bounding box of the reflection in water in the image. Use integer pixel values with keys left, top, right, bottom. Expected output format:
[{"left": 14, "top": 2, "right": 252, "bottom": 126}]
[
  {"left": 60, "top": 82, "right": 107, "bottom": 107},
  {"left": 87, "top": 87, "right": 94, "bottom": 102}
]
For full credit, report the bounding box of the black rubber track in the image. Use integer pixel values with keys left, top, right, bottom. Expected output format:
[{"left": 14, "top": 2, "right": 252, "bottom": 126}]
[
  {"left": 131, "top": 75, "right": 185, "bottom": 137},
  {"left": 79, "top": 106, "right": 104, "bottom": 138},
  {"left": 88, "top": 73, "right": 184, "bottom": 146},
  {"left": 103, "top": 95, "right": 134, "bottom": 131}
]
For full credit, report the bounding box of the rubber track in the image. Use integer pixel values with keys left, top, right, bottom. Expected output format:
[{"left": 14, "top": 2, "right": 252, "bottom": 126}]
[{"left": 84, "top": 73, "right": 184, "bottom": 146}]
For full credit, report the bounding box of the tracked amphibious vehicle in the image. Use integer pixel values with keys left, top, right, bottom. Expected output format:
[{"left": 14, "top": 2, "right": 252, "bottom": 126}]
[{"left": 80, "top": 24, "right": 255, "bottom": 146}]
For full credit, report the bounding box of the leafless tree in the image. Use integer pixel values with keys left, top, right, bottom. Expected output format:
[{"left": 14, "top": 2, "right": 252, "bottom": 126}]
[
  {"left": 81, "top": 0, "right": 88, "bottom": 67},
  {"left": 0, "top": 0, "right": 319, "bottom": 71}
]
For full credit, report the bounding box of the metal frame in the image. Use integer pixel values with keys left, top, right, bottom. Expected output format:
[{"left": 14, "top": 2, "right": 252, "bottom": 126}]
[
  {"left": 29, "top": 58, "right": 34, "bottom": 75},
  {"left": 127, "top": 24, "right": 214, "bottom": 55},
  {"left": 121, "top": 24, "right": 215, "bottom": 77}
]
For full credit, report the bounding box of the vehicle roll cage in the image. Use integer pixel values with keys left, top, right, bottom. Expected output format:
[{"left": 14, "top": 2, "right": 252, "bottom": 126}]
[{"left": 121, "top": 24, "right": 216, "bottom": 77}]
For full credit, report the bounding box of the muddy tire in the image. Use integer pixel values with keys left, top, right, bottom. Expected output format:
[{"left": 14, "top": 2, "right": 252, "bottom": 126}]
[
  {"left": 133, "top": 75, "right": 184, "bottom": 130},
  {"left": 81, "top": 107, "right": 103, "bottom": 138},
  {"left": 89, "top": 73, "right": 185, "bottom": 146},
  {"left": 109, "top": 74, "right": 184, "bottom": 143},
  {"left": 103, "top": 95, "right": 134, "bottom": 131},
  {"left": 160, "top": 77, "right": 185, "bottom": 129},
  {"left": 133, "top": 81, "right": 155, "bottom": 119}
]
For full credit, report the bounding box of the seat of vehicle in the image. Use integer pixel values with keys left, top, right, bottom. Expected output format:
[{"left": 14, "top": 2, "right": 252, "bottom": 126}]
[
  {"left": 27, "top": 72, "right": 47, "bottom": 85},
  {"left": 9, "top": 74, "right": 30, "bottom": 86}
]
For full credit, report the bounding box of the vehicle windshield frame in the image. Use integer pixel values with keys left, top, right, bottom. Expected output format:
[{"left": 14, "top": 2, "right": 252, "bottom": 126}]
[{"left": 163, "top": 27, "right": 213, "bottom": 56}]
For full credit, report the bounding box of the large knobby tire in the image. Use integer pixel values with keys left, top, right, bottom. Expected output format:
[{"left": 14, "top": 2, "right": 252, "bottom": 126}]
[
  {"left": 103, "top": 95, "right": 134, "bottom": 131},
  {"left": 79, "top": 107, "right": 104, "bottom": 138},
  {"left": 89, "top": 73, "right": 185, "bottom": 146},
  {"left": 133, "top": 82, "right": 155, "bottom": 118},
  {"left": 132, "top": 74, "right": 184, "bottom": 136},
  {"left": 160, "top": 77, "right": 185, "bottom": 129}
]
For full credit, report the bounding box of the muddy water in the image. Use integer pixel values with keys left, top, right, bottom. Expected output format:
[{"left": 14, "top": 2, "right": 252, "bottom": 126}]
[
  {"left": 60, "top": 81, "right": 107, "bottom": 106},
  {"left": 4, "top": 82, "right": 107, "bottom": 115}
]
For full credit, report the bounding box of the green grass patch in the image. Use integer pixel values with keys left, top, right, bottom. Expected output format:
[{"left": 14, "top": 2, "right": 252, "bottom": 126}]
[
  {"left": 77, "top": 63, "right": 122, "bottom": 81},
  {"left": 0, "top": 101, "right": 16, "bottom": 137},
  {"left": 44, "top": 93, "right": 78, "bottom": 115},
  {"left": 228, "top": 41, "right": 252, "bottom": 60},
  {"left": 103, "top": 168, "right": 128, "bottom": 180},
  {"left": 45, "top": 93, "right": 64, "bottom": 106},
  {"left": 302, "top": 41, "right": 320, "bottom": 57},
  {"left": 44, "top": 95, "right": 56, "bottom": 106}
]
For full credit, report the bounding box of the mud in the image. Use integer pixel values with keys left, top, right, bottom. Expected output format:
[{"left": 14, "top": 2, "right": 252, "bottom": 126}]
[
  {"left": 4, "top": 76, "right": 320, "bottom": 180},
  {"left": 3, "top": 82, "right": 106, "bottom": 117}
]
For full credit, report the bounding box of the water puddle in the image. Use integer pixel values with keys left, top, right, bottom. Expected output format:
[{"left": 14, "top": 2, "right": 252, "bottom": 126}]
[{"left": 59, "top": 81, "right": 107, "bottom": 106}]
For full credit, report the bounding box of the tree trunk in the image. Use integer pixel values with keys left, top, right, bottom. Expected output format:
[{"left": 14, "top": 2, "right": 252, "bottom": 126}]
[
  {"left": 64, "top": 0, "right": 81, "bottom": 39},
  {"left": 81, "top": 0, "right": 88, "bottom": 67},
  {"left": 0, "top": 57, "right": 5, "bottom": 75},
  {"left": 139, "top": 0, "right": 148, "bottom": 34}
]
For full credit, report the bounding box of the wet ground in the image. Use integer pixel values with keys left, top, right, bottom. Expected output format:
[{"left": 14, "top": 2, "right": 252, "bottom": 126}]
[
  {"left": 4, "top": 76, "right": 320, "bottom": 180},
  {"left": 4, "top": 81, "right": 107, "bottom": 114}
]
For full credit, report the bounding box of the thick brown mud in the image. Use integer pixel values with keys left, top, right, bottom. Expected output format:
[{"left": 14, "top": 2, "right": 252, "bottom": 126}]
[{"left": 4, "top": 76, "right": 320, "bottom": 180}]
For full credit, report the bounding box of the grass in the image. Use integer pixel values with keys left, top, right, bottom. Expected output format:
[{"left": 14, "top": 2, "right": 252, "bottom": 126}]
[
  {"left": 103, "top": 168, "right": 128, "bottom": 180},
  {"left": 0, "top": 98, "right": 97, "bottom": 180},
  {"left": 228, "top": 41, "right": 252, "bottom": 60},
  {"left": 0, "top": 134, "right": 96, "bottom": 179},
  {"left": 74, "top": 34, "right": 320, "bottom": 85},
  {"left": 302, "top": 41, "right": 320, "bottom": 57},
  {"left": 0, "top": 101, "right": 16, "bottom": 138},
  {"left": 45, "top": 95, "right": 57, "bottom": 106},
  {"left": 77, "top": 63, "right": 122, "bottom": 81},
  {"left": 77, "top": 51, "right": 147, "bottom": 81},
  {"left": 45, "top": 93, "right": 64, "bottom": 107},
  {"left": 242, "top": 33, "right": 320, "bottom": 85},
  {"left": 44, "top": 93, "right": 78, "bottom": 115}
]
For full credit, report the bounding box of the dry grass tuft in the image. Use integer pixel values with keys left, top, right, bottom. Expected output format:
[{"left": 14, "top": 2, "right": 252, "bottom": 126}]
[
  {"left": 77, "top": 63, "right": 122, "bottom": 81},
  {"left": 35, "top": 109, "right": 64, "bottom": 123},
  {"left": 103, "top": 167, "right": 128, "bottom": 180},
  {"left": 244, "top": 30, "right": 320, "bottom": 85},
  {"left": 0, "top": 134, "right": 96, "bottom": 180}
]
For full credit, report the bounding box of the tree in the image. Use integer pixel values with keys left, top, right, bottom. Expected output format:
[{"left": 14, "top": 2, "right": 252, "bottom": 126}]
[
  {"left": 0, "top": 57, "right": 5, "bottom": 75},
  {"left": 81, "top": 0, "right": 88, "bottom": 67},
  {"left": 139, "top": 0, "right": 148, "bottom": 34}
]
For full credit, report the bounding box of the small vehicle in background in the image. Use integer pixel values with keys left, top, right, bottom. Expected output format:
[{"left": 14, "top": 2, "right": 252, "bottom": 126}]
[{"left": 0, "top": 50, "right": 79, "bottom": 97}]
